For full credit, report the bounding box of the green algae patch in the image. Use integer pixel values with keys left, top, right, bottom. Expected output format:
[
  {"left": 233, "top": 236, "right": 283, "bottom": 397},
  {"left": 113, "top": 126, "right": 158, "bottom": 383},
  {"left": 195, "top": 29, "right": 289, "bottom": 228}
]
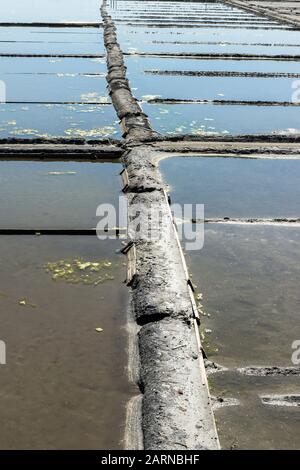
[
  {"left": 44, "top": 258, "right": 115, "bottom": 285},
  {"left": 64, "top": 126, "right": 117, "bottom": 137}
]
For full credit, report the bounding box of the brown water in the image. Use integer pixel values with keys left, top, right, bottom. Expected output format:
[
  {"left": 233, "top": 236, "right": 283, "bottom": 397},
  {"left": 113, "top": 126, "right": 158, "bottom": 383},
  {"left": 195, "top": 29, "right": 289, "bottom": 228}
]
[
  {"left": 211, "top": 372, "right": 300, "bottom": 450},
  {"left": 186, "top": 225, "right": 300, "bottom": 368},
  {"left": 0, "top": 236, "right": 133, "bottom": 450},
  {"left": 185, "top": 225, "right": 300, "bottom": 449}
]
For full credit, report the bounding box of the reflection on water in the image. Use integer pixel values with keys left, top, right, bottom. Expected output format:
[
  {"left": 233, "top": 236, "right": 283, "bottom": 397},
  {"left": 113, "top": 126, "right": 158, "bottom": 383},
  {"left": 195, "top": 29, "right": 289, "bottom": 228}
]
[
  {"left": 186, "top": 225, "right": 300, "bottom": 449},
  {"left": 0, "top": 236, "right": 133, "bottom": 449},
  {"left": 1, "top": 0, "right": 101, "bottom": 22},
  {"left": 3, "top": 74, "right": 108, "bottom": 102},
  {"left": 127, "top": 67, "right": 296, "bottom": 102},
  {"left": 144, "top": 102, "right": 300, "bottom": 135},
  {"left": 160, "top": 157, "right": 300, "bottom": 218},
  {"left": 109, "top": 1, "right": 300, "bottom": 136},
  {"left": 125, "top": 55, "right": 300, "bottom": 76},
  {"left": 0, "top": 104, "right": 120, "bottom": 139},
  {"left": 0, "top": 27, "right": 104, "bottom": 53},
  {"left": 0, "top": 56, "right": 107, "bottom": 74}
]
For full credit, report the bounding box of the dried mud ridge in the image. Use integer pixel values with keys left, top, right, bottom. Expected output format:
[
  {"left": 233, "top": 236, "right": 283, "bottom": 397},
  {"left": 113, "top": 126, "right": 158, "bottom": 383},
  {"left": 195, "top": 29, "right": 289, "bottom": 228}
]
[
  {"left": 146, "top": 70, "right": 300, "bottom": 79},
  {"left": 1, "top": 134, "right": 300, "bottom": 160},
  {"left": 0, "top": 22, "right": 102, "bottom": 28},
  {"left": 150, "top": 40, "right": 300, "bottom": 47},
  {"left": 146, "top": 98, "right": 300, "bottom": 107},
  {"left": 0, "top": 137, "right": 122, "bottom": 159},
  {"left": 238, "top": 367, "right": 300, "bottom": 377},
  {"left": 224, "top": 0, "right": 300, "bottom": 29},
  {"left": 101, "top": 0, "right": 219, "bottom": 450},
  {"left": 206, "top": 361, "right": 300, "bottom": 377},
  {"left": 120, "top": 22, "right": 291, "bottom": 30},
  {"left": 193, "top": 217, "right": 300, "bottom": 226},
  {"left": 125, "top": 52, "right": 300, "bottom": 61},
  {"left": 0, "top": 53, "right": 105, "bottom": 58},
  {"left": 261, "top": 395, "right": 300, "bottom": 407}
]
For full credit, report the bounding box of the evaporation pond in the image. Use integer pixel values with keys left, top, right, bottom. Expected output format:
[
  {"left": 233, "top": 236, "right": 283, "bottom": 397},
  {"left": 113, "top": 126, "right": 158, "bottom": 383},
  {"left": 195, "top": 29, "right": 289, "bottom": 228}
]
[
  {"left": 0, "top": 236, "right": 133, "bottom": 449},
  {"left": 0, "top": 161, "right": 122, "bottom": 229},
  {"left": 185, "top": 225, "right": 300, "bottom": 367},
  {"left": 160, "top": 156, "right": 300, "bottom": 218}
]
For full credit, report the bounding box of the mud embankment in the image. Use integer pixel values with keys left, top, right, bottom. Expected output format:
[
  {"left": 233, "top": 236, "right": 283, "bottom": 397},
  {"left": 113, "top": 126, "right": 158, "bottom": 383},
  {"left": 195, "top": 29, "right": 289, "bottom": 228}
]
[{"left": 100, "top": 0, "right": 219, "bottom": 450}]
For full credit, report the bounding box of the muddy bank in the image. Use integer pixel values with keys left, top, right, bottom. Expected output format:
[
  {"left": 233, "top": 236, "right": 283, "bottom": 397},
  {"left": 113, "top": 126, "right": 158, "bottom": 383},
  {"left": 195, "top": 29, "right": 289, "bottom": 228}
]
[
  {"left": 0, "top": 22, "right": 102, "bottom": 28},
  {"left": 0, "top": 236, "right": 133, "bottom": 449},
  {"left": 101, "top": 2, "right": 158, "bottom": 142},
  {"left": 224, "top": 0, "right": 300, "bottom": 28},
  {"left": 101, "top": 0, "right": 219, "bottom": 450},
  {"left": 197, "top": 217, "right": 300, "bottom": 226},
  {"left": 121, "top": 146, "right": 219, "bottom": 449},
  {"left": 124, "top": 51, "right": 300, "bottom": 60},
  {"left": 145, "top": 98, "right": 300, "bottom": 107},
  {"left": 145, "top": 70, "right": 300, "bottom": 78}
]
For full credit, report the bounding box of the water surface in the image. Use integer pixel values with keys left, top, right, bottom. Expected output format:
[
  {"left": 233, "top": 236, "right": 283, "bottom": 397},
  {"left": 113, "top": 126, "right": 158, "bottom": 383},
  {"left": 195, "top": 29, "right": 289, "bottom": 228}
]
[
  {"left": 0, "top": 235, "right": 133, "bottom": 449},
  {"left": 0, "top": 161, "right": 122, "bottom": 229},
  {"left": 160, "top": 157, "right": 300, "bottom": 218}
]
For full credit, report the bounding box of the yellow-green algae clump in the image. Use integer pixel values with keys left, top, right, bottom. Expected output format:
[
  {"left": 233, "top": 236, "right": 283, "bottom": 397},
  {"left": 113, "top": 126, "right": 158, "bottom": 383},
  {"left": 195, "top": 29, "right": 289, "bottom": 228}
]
[{"left": 44, "top": 258, "right": 115, "bottom": 285}]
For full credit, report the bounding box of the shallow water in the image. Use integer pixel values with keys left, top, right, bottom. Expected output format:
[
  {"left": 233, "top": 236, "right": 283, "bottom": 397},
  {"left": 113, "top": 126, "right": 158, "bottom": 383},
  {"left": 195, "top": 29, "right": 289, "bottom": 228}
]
[
  {"left": 0, "top": 42, "right": 104, "bottom": 56},
  {"left": 0, "top": 161, "right": 122, "bottom": 229},
  {"left": 129, "top": 73, "right": 294, "bottom": 102},
  {"left": 184, "top": 225, "right": 300, "bottom": 367},
  {"left": 0, "top": 103, "right": 120, "bottom": 139},
  {"left": 4, "top": 74, "right": 108, "bottom": 102},
  {"left": 0, "top": 235, "right": 133, "bottom": 449},
  {"left": 160, "top": 157, "right": 300, "bottom": 218},
  {"left": 0, "top": 25, "right": 115, "bottom": 140},
  {"left": 110, "top": 0, "right": 300, "bottom": 135},
  {"left": 0, "top": 26, "right": 104, "bottom": 55},
  {"left": 0, "top": 56, "right": 107, "bottom": 74},
  {"left": 0, "top": 27, "right": 104, "bottom": 49},
  {"left": 185, "top": 224, "right": 300, "bottom": 449},
  {"left": 126, "top": 55, "right": 300, "bottom": 75},
  {"left": 122, "top": 38, "right": 300, "bottom": 55},
  {"left": 1, "top": 0, "right": 102, "bottom": 22},
  {"left": 118, "top": 25, "right": 300, "bottom": 45},
  {"left": 212, "top": 372, "right": 300, "bottom": 450},
  {"left": 143, "top": 102, "right": 300, "bottom": 135}
]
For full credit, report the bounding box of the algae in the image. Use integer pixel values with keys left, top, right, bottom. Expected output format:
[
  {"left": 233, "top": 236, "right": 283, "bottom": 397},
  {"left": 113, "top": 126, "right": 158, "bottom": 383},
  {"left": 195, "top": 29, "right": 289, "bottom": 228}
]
[{"left": 44, "top": 258, "right": 115, "bottom": 285}]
